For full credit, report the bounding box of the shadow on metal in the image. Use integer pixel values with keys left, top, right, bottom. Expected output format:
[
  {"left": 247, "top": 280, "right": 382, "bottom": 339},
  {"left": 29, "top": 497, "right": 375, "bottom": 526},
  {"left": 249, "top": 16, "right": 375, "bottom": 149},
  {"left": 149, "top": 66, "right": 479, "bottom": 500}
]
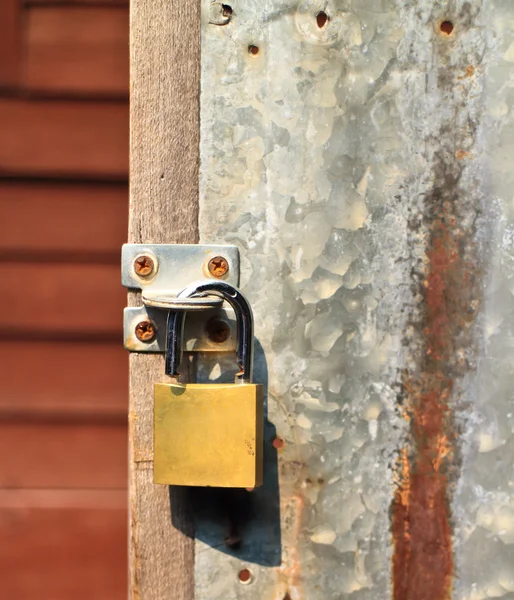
[{"left": 169, "top": 337, "right": 281, "bottom": 566}]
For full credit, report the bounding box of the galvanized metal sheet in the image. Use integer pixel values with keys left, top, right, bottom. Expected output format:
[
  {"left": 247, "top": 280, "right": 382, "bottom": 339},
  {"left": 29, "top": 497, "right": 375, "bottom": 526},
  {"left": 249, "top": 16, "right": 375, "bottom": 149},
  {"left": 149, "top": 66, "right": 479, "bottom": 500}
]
[{"left": 195, "top": 0, "right": 514, "bottom": 598}]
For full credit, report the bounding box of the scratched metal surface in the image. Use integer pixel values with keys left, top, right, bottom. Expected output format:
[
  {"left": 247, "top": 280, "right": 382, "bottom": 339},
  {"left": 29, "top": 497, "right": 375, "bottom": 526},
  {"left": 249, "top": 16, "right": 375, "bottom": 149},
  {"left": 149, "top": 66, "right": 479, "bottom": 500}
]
[{"left": 195, "top": 0, "right": 514, "bottom": 598}]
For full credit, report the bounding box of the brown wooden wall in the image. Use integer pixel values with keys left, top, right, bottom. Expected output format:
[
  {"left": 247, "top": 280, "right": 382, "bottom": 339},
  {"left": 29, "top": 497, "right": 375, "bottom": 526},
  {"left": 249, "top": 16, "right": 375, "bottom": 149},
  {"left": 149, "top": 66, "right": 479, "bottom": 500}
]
[{"left": 0, "top": 1, "right": 129, "bottom": 597}]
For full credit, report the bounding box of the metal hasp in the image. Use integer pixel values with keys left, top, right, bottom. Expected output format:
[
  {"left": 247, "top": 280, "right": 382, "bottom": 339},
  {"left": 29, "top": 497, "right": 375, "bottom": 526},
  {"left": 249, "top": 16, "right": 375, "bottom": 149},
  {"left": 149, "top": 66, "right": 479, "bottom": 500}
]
[{"left": 121, "top": 244, "right": 240, "bottom": 352}]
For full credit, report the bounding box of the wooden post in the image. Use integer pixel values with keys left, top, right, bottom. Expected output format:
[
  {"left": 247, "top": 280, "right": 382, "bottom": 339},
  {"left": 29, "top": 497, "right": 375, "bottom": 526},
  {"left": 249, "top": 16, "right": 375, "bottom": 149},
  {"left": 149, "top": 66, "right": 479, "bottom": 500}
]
[{"left": 128, "top": 0, "right": 200, "bottom": 597}]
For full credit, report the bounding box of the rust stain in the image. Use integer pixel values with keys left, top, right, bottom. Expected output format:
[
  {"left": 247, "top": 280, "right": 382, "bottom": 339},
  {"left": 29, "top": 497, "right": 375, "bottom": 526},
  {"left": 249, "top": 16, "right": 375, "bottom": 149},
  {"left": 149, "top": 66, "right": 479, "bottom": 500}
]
[
  {"left": 392, "top": 4, "right": 483, "bottom": 596},
  {"left": 273, "top": 491, "right": 305, "bottom": 600},
  {"left": 284, "top": 493, "right": 304, "bottom": 600},
  {"left": 458, "top": 65, "right": 476, "bottom": 81},
  {"left": 273, "top": 457, "right": 310, "bottom": 600},
  {"left": 392, "top": 177, "right": 479, "bottom": 599}
]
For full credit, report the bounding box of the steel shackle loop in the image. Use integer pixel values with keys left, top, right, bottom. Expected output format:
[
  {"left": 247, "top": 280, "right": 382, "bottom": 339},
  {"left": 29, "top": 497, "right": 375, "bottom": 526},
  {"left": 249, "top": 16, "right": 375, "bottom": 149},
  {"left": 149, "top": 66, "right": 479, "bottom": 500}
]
[{"left": 165, "top": 280, "right": 254, "bottom": 384}]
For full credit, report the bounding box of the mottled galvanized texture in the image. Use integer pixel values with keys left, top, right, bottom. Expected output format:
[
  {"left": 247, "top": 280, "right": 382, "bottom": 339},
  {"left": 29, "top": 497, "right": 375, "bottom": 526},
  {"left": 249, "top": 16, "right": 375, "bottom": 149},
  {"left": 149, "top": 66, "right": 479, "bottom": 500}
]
[
  {"left": 452, "top": 1, "right": 514, "bottom": 599},
  {"left": 195, "top": 0, "right": 514, "bottom": 597}
]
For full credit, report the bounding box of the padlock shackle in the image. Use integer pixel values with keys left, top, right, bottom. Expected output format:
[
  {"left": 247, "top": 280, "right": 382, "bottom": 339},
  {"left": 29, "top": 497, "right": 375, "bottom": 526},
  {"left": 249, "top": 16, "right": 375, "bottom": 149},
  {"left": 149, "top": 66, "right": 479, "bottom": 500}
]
[{"left": 165, "top": 281, "right": 254, "bottom": 384}]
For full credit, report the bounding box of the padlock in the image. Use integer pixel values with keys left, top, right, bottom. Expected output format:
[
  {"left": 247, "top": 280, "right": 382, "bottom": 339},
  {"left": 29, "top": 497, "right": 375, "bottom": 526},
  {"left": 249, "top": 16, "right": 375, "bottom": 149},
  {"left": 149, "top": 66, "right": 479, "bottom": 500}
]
[{"left": 153, "top": 280, "right": 264, "bottom": 488}]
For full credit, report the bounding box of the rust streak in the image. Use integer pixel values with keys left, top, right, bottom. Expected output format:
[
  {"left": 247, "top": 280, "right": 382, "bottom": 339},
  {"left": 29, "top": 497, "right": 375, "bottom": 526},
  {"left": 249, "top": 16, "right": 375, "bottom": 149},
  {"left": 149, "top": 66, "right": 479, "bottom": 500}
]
[
  {"left": 391, "top": 5, "right": 483, "bottom": 596},
  {"left": 393, "top": 228, "right": 455, "bottom": 599},
  {"left": 392, "top": 185, "right": 479, "bottom": 599}
]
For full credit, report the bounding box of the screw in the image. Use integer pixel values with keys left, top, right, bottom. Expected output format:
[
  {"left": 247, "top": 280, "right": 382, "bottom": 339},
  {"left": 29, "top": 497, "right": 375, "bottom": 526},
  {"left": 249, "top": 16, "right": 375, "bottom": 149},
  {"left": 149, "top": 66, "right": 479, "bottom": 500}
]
[
  {"left": 206, "top": 317, "right": 231, "bottom": 344},
  {"left": 135, "top": 320, "right": 156, "bottom": 343},
  {"left": 238, "top": 568, "right": 253, "bottom": 585},
  {"left": 134, "top": 255, "right": 155, "bottom": 278},
  {"left": 207, "top": 256, "right": 229, "bottom": 278},
  {"left": 272, "top": 437, "right": 285, "bottom": 450}
]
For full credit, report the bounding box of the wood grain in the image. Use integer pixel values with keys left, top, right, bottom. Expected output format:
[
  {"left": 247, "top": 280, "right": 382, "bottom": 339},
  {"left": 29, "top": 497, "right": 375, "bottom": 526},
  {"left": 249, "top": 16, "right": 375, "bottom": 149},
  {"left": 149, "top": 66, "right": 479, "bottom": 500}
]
[
  {"left": 0, "top": 99, "right": 128, "bottom": 178},
  {"left": 0, "top": 422, "right": 127, "bottom": 489},
  {"left": 24, "top": 6, "right": 128, "bottom": 97},
  {"left": 0, "top": 182, "right": 127, "bottom": 256},
  {"left": 2, "top": 262, "right": 125, "bottom": 336},
  {"left": 0, "top": 0, "right": 21, "bottom": 88},
  {"left": 0, "top": 489, "right": 127, "bottom": 600},
  {"left": 129, "top": 0, "right": 200, "bottom": 595},
  {"left": 0, "top": 341, "right": 127, "bottom": 417}
]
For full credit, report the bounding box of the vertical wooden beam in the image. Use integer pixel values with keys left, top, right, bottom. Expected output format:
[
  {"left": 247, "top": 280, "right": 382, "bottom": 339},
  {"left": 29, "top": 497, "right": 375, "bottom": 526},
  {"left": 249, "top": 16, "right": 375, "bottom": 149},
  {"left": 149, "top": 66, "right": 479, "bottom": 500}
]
[{"left": 129, "top": 0, "right": 199, "bottom": 597}]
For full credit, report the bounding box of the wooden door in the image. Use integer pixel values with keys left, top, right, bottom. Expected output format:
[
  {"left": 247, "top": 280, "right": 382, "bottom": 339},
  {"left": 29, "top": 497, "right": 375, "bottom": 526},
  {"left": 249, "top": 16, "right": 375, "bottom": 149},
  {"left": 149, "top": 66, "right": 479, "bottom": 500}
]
[{"left": 0, "top": 2, "right": 129, "bottom": 598}]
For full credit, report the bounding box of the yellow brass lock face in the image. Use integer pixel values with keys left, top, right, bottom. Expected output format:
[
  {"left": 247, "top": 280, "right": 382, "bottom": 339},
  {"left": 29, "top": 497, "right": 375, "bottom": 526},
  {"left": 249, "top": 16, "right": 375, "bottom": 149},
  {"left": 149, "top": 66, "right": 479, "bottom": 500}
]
[{"left": 154, "top": 383, "right": 264, "bottom": 488}]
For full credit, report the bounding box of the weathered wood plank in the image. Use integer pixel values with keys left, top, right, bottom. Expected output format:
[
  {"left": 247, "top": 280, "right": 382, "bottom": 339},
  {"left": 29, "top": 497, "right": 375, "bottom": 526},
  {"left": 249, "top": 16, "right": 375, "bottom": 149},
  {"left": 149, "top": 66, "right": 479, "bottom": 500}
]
[
  {"left": 24, "top": 6, "right": 128, "bottom": 96},
  {"left": 0, "top": 490, "right": 127, "bottom": 600},
  {"left": 0, "top": 99, "right": 128, "bottom": 178},
  {"left": 129, "top": 0, "right": 200, "bottom": 595},
  {"left": 2, "top": 263, "right": 124, "bottom": 335},
  {"left": 0, "top": 182, "right": 127, "bottom": 256},
  {"left": 0, "top": 341, "right": 127, "bottom": 417},
  {"left": 0, "top": 423, "right": 127, "bottom": 489},
  {"left": 28, "top": 0, "right": 127, "bottom": 4},
  {"left": 0, "top": 0, "right": 21, "bottom": 88}
]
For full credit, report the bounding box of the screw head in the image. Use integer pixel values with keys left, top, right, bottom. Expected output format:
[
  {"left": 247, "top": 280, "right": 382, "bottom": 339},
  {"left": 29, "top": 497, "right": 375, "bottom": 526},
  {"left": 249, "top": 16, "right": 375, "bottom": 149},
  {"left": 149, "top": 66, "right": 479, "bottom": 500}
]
[
  {"left": 206, "top": 317, "right": 231, "bottom": 344},
  {"left": 134, "top": 255, "right": 155, "bottom": 278},
  {"left": 135, "top": 320, "right": 156, "bottom": 343},
  {"left": 207, "top": 256, "right": 229, "bottom": 278},
  {"left": 238, "top": 568, "right": 253, "bottom": 585}
]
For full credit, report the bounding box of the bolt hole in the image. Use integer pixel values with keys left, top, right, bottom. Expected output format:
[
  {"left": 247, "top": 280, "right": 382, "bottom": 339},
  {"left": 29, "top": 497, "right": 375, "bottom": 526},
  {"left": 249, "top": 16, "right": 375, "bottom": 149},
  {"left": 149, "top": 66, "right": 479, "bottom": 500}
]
[
  {"left": 272, "top": 437, "right": 284, "bottom": 449},
  {"left": 221, "top": 4, "right": 232, "bottom": 17},
  {"left": 238, "top": 568, "right": 252, "bottom": 584},
  {"left": 316, "top": 11, "right": 329, "bottom": 28},
  {"left": 206, "top": 317, "right": 231, "bottom": 344},
  {"left": 440, "top": 20, "right": 454, "bottom": 35},
  {"left": 248, "top": 44, "right": 259, "bottom": 56}
]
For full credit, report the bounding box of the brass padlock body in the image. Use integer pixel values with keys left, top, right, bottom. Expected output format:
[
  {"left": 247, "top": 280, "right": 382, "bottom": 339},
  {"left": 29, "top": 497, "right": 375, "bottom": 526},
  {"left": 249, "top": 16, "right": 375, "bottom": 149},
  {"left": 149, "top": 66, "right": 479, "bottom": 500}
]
[{"left": 154, "top": 382, "right": 264, "bottom": 488}]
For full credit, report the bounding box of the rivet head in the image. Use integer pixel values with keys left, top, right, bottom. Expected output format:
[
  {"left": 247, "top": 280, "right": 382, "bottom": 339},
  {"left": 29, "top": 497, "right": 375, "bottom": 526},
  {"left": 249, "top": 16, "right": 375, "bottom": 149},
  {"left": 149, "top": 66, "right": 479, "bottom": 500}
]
[
  {"left": 238, "top": 568, "right": 253, "bottom": 585},
  {"left": 134, "top": 255, "right": 155, "bottom": 278},
  {"left": 207, "top": 256, "right": 229, "bottom": 278},
  {"left": 135, "top": 320, "right": 156, "bottom": 343}
]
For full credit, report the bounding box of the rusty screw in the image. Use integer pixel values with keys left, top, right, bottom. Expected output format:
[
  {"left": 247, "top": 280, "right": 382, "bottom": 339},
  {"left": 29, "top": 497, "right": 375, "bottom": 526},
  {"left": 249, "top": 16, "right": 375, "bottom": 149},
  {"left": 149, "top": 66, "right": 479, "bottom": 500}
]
[
  {"left": 238, "top": 568, "right": 253, "bottom": 585},
  {"left": 135, "top": 320, "right": 156, "bottom": 343},
  {"left": 206, "top": 317, "right": 231, "bottom": 344},
  {"left": 133, "top": 255, "right": 155, "bottom": 278},
  {"left": 207, "top": 256, "right": 229, "bottom": 278}
]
